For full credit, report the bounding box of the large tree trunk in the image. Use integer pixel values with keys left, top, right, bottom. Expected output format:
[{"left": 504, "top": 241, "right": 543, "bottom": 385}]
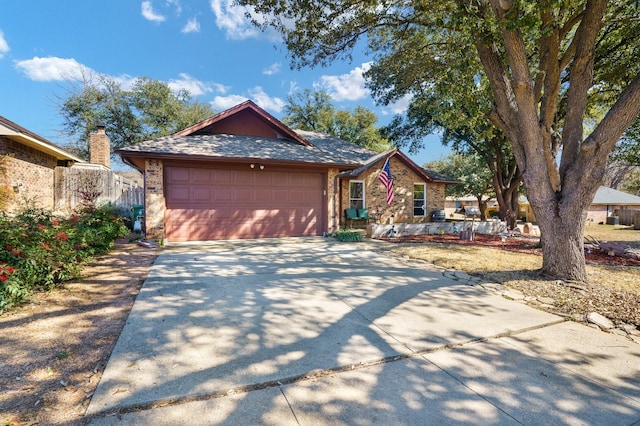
[
  {"left": 474, "top": 1, "right": 640, "bottom": 281},
  {"left": 495, "top": 182, "right": 520, "bottom": 229},
  {"left": 476, "top": 195, "right": 488, "bottom": 221},
  {"left": 533, "top": 199, "right": 589, "bottom": 282}
]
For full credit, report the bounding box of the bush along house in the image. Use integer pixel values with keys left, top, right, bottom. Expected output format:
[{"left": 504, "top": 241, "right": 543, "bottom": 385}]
[{"left": 117, "top": 100, "right": 456, "bottom": 242}]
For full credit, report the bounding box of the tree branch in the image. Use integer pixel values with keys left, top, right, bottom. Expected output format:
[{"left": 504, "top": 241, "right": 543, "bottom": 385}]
[{"left": 560, "top": 0, "right": 607, "bottom": 181}]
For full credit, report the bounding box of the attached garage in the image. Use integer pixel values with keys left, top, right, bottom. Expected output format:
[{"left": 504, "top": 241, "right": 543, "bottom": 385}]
[
  {"left": 164, "top": 164, "right": 325, "bottom": 241},
  {"left": 118, "top": 100, "right": 453, "bottom": 243}
]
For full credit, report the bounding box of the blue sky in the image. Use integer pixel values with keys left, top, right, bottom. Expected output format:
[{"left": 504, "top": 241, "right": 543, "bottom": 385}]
[{"left": 0, "top": 1, "right": 449, "bottom": 167}]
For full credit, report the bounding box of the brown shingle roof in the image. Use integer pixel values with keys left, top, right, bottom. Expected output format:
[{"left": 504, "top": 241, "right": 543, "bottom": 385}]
[{"left": 118, "top": 133, "right": 365, "bottom": 166}]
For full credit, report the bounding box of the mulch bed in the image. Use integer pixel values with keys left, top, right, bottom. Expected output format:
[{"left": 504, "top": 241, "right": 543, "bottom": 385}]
[{"left": 380, "top": 233, "right": 640, "bottom": 267}]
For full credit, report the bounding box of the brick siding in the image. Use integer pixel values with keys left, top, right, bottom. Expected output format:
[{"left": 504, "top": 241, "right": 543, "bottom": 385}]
[
  {"left": 340, "top": 156, "right": 446, "bottom": 226},
  {"left": 0, "top": 136, "right": 57, "bottom": 212},
  {"left": 144, "top": 159, "right": 165, "bottom": 240}
]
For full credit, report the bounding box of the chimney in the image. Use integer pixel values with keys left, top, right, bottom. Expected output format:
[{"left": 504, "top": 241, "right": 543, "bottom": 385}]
[{"left": 89, "top": 124, "right": 110, "bottom": 169}]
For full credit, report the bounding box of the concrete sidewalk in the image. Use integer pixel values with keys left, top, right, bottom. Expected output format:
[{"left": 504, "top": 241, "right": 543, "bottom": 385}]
[{"left": 86, "top": 238, "right": 640, "bottom": 425}]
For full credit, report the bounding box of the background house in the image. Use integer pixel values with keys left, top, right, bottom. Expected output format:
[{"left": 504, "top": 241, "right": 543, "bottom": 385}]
[
  {"left": 0, "top": 116, "right": 142, "bottom": 214},
  {"left": 0, "top": 115, "right": 83, "bottom": 213},
  {"left": 518, "top": 186, "right": 640, "bottom": 225},
  {"left": 118, "top": 100, "right": 455, "bottom": 242}
]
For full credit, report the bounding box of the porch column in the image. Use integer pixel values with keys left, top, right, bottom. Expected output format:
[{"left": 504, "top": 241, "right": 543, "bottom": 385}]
[
  {"left": 327, "top": 168, "right": 340, "bottom": 233},
  {"left": 144, "top": 159, "right": 165, "bottom": 241}
]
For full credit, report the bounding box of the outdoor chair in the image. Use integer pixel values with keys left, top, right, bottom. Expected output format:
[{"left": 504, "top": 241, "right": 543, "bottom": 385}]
[
  {"left": 357, "top": 208, "right": 372, "bottom": 223},
  {"left": 345, "top": 208, "right": 362, "bottom": 227}
]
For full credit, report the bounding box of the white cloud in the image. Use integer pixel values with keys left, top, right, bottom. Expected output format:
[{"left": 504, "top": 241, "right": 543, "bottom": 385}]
[
  {"left": 141, "top": 1, "right": 166, "bottom": 22},
  {"left": 210, "top": 94, "right": 249, "bottom": 111},
  {"left": 0, "top": 30, "right": 9, "bottom": 58},
  {"left": 209, "top": 0, "right": 279, "bottom": 40},
  {"left": 112, "top": 74, "right": 139, "bottom": 90},
  {"left": 248, "top": 87, "right": 285, "bottom": 112},
  {"left": 314, "top": 62, "right": 372, "bottom": 102},
  {"left": 168, "top": 73, "right": 214, "bottom": 96},
  {"left": 15, "top": 56, "right": 90, "bottom": 81},
  {"left": 167, "top": 0, "right": 182, "bottom": 15},
  {"left": 262, "top": 62, "right": 281, "bottom": 76},
  {"left": 386, "top": 93, "right": 413, "bottom": 115},
  {"left": 209, "top": 87, "right": 285, "bottom": 113},
  {"left": 181, "top": 18, "right": 200, "bottom": 33}
]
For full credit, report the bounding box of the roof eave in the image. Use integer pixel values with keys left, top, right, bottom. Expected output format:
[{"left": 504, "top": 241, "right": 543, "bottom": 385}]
[
  {"left": 117, "top": 150, "right": 360, "bottom": 169},
  {"left": 1, "top": 130, "right": 85, "bottom": 163}
]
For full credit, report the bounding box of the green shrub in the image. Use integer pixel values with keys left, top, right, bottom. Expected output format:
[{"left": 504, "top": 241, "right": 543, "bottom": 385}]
[
  {"left": 334, "top": 229, "right": 364, "bottom": 242},
  {"left": 0, "top": 204, "right": 129, "bottom": 312}
]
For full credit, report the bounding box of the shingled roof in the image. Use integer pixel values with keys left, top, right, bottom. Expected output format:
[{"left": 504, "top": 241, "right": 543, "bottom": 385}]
[
  {"left": 118, "top": 132, "right": 371, "bottom": 166},
  {"left": 0, "top": 115, "right": 84, "bottom": 162}
]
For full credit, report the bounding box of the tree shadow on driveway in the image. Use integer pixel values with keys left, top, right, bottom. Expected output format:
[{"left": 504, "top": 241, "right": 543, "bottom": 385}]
[{"left": 85, "top": 239, "right": 640, "bottom": 425}]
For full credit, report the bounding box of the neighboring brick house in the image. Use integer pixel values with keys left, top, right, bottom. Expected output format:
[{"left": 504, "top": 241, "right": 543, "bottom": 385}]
[
  {"left": 0, "top": 116, "right": 143, "bottom": 214},
  {"left": 519, "top": 186, "right": 640, "bottom": 225},
  {"left": 0, "top": 115, "right": 84, "bottom": 213},
  {"left": 118, "top": 100, "right": 455, "bottom": 242}
]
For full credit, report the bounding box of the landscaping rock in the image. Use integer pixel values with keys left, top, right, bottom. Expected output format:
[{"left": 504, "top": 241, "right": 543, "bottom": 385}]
[
  {"left": 503, "top": 289, "right": 525, "bottom": 301},
  {"left": 537, "top": 296, "right": 555, "bottom": 305},
  {"left": 587, "top": 312, "right": 615, "bottom": 330},
  {"left": 620, "top": 323, "right": 640, "bottom": 336}
]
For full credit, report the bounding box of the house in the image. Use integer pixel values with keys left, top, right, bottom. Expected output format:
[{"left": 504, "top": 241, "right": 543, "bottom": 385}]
[
  {"left": 444, "top": 195, "right": 498, "bottom": 220},
  {"left": 518, "top": 186, "right": 640, "bottom": 225},
  {"left": 587, "top": 186, "right": 640, "bottom": 225},
  {"left": 117, "top": 100, "right": 455, "bottom": 242},
  {"left": 0, "top": 116, "right": 142, "bottom": 213},
  {"left": 0, "top": 115, "right": 84, "bottom": 212}
]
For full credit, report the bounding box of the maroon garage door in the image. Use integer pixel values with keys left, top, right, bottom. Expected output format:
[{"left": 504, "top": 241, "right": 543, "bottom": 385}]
[{"left": 164, "top": 166, "right": 325, "bottom": 241}]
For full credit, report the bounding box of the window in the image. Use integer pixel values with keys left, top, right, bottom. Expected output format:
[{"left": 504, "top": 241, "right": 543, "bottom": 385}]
[
  {"left": 413, "top": 183, "right": 426, "bottom": 216},
  {"left": 349, "top": 181, "right": 365, "bottom": 209}
]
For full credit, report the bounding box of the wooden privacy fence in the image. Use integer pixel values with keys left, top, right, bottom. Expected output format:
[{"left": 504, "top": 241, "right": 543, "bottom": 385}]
[
  {"left": 54, "top": 165, "right": 143, "bottom": 213},
  {"left": 619, "top": 209, "right": 639, "bottom": 226}
]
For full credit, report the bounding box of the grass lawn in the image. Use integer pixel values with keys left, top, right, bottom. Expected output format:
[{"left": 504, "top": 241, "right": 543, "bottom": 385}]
[{"left": 382, "top": 224, "right": 639, "bottom": 327}]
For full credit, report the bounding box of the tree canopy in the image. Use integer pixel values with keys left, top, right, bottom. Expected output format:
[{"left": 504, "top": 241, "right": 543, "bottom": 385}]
[
  {"left": 425, "top": 153, "right": 495, "bottom": 220},
  {"left": 58, "top": 73, "right": 213, "bottom": 159},
  {"left": 282, "top": 89, "right": 392, "bottom": 152},
  {"left": 239, "top": 0, "right": 640, "bottom": 282}
]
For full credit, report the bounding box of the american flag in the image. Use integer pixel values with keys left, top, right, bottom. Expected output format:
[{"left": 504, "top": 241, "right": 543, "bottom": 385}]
[{"left": 378, "top": 157, "right": 394, "bottom": 205}]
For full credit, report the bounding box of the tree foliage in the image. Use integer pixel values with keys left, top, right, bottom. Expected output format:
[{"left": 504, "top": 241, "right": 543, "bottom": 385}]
[
  {"left": 239, "top": 0, "right": 640, "bottom": 281},
  {"left": 58, "top": 73, "right": 213, "bottom": 159},
  {"left": 282, "top": 89, "right": 392, "bottom": 152},
  {"left": 425, "top": 153, "right": 494, "bottom": 220}
]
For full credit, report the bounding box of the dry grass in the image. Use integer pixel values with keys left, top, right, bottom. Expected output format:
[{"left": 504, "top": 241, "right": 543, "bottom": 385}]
[
  {"left": 381, "top": 224, "right": 640, "bottom": 328},
  {"left": 584, "top": 223, "right": 640, "bottom": 248}
]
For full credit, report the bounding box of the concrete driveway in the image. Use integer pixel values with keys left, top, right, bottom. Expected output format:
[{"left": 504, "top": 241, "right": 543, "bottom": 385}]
[{"left": 87, "top": 238, "right": 640, "bottom": 425}]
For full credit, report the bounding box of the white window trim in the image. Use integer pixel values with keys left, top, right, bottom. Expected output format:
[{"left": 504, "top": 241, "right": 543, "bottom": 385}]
[
  {"left": 413, "top": 182, "right": 426, "bottom": 216},
  {"left": 349, "top": 180, "right": 366, "bottom": 208}
]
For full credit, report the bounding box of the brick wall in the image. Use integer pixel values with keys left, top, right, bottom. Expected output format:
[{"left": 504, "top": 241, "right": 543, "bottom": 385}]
[
  {"left": 339, "top": 156, "right": 447, "bottom": 226},
  {"left": 327, "top": 168, "right": 339, "bottom": 232},
  {"left": 0, "top": 136, "right": 57, "bottom": 212},
  {"left": 144, "top": 159, "right": 165, "bottom": 240},
  {"left": 89, "top": 127, "right": 110, "bottom": 169}
]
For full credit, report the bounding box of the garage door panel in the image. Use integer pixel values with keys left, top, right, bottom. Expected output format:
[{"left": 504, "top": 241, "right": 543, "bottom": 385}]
[
  {"left": 289, "top": 190, "right": 306, "bottom": 203},
  {"left": 214, "top": 188, "right": 233, "bottom": 201},
  {"left": 234, "top": 171, "right": 252, "bottom": 185},
  {"left": 192, "top": 168, "right": 212, "bottom": 183},
  {"left": 166, "top": 218, "right": 320, "bottom": 240},
  {"left": 167, "top": 167, "right": 190, "bottom": 182},
  {"left": 214, "top": 170, "right": 234, "bottom": 184},
  {"left": 271, "top": 172, "right": 289, "bottom": 186},
  {"left": 192, "top": 187, "right": 212, "bottom": 201},
  {"left": 255, "top": 191, "right": 271, "bottom": 203},
  {"left": 166, "top": 186, "right": 191, "bottom": 202},
  {"left": 165, "top": 166, "right": 324, "bottom": 241}
]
